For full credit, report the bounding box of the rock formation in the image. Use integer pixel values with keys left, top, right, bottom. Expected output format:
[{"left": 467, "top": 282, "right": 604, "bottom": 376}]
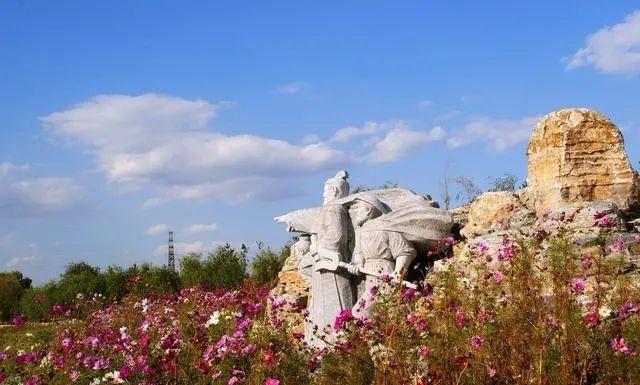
[{"left": 527, "top": 108, "right": 640, "bottom": 213}]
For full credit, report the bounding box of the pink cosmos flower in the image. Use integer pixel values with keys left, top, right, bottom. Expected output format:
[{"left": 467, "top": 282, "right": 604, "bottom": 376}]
[
  {"left": 470, "top": 335, "right": 484, "bottom": 348},
  {"left": 333, "top": 309, "right": 355, "bottom": 332},
  {"left": 265, "top": 378, "right": 280, "bottom": 385},
  {"left": 595, "top": 216, "right": 614, "bottom": 228},
  {"left": 593, "top": 210, "right": 607, "bottom": 220},
  {"left": 611, "top": 235, "right": 625, "bottom": 253},
  {"left": 455, "top": 312, "right": 466, "bottom": 328},
  {"left": 263, "top": 348, "right": 279, "bottom": 368},
  {"left": 583, "top": 312, "right": 600, "bottom": 328},
  {"left": 611, "top": 337, "right": 629, "bottom": 354},
  {"left": 620, "top": 302, "right": 639, "bottom": 320},
  {"left": 635, "top": 234, "right": 640, "bottom": 244},
  {"left": 573, "top": 278, "right": 586, "bottom": 293},
  {"left": 69, "top": 371, "right": 80, "bottom": 382},
  {"left": 420, "top": 346, "right": 430, "bottom": 357},
  {"left": 497, "top": 238, "right": 516, "bottom": 261},
  {"left": 492, "top": 270, "right": 504, "bottom": 284},
  {"left": 487, "top": 365, "right": 497, "bottom": 378},
  {"left": 0, "top": 372, "right": 6, "bottom": 383},
  {"left": 476, "top": 241, "right": 489, "bottom": 255},
  {"left": 10, "top": 314, "right": 26, "bottom": 326}
]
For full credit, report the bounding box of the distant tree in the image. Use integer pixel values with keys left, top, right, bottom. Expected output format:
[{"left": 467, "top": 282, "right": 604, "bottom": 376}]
[
  {"left": 103, "top": 265, "right": 127, "bottom": 301},
  {"left": 251, "top": 242, "right": 289, "bottom": 287},
  {"left": 179, "top": 253, "right": 206, "bottom": 288},
  {"left": 488, "top": 174, "right": 518, "bottom": 192},
  {"left": 0, "top": 272, "right": 25, "bottom": 321},
  {"left": 19, "top": 283, "right": 58, "bottom": 322},
  {"left": 205, "top": 244, "right": 247, "bottom": 289},
  {"left": 453, "top": 176, "right": 481, "bottom": 205},
  {"left": 55, "top": 262, "right": 106, "bottom": 304}
]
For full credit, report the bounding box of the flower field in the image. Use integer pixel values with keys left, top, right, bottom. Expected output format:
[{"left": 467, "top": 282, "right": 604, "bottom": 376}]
[{"left": 2, "top": 232, "right": 640, "bottom": 385}]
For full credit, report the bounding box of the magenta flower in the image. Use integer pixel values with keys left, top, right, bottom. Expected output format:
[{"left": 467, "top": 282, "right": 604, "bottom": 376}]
[
  {"left": 573, "top": 278, "right": 586, "bottom": 293},
  {"left": 611, "top": 337, "right": 629, "bottom": 354},
  {"left": 10, "top": 314, "right": 26, "bottom": 326},
  {"left": 583, "top": 312, "right": 599, "bottom": 328},
  {"left": 453, "top": 311, "right": 467, "bottom": 328},
  {"left": 470, "top": 335, "right": 484, "bottom": 348},
  {"left": 635, "top": 234, "right": 640, "bottom": 244},
  {"left": 333, "top": 309, "right": 355, "bottom": 332},
  {"left": 25, "top": 374, "right": 42, "bottom": 385},
  {"left": 0, "top": 372, "right": 6, "bottom": 383},
  {"left": 620, "top": 302, "right": 639, "bottom": 320},
  {"left": 420, "top": 346, "right": 430, "bottom": 357},
  {"left": 595, "top": 216, "right": 614, "bottom": 228},
  {"left": 492, "top": 270, "right": 504, "bottom": 283},
  {"left": 611, "top": 235, "right": 625, "bottom": 253},
  {"left": 265, "top": 378, "right": 280, "bottom": 385},
  {"left": 497, "top": 238, "right": 516, "bottom": 261}
]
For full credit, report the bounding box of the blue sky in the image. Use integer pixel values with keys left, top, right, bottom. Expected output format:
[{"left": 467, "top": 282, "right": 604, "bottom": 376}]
[{"left": 1, "top": 1, "right": 639, "bottom": 283}]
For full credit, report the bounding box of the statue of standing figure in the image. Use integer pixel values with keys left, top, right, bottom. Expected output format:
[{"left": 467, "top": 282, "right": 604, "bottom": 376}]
[{"left": 274, "top": 171, "right": 453, "bottom": 347}]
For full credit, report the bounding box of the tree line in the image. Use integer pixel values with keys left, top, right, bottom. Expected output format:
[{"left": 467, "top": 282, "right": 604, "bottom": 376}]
[{"left": 0, "top": 243, "right": 289, "bottom": 322}]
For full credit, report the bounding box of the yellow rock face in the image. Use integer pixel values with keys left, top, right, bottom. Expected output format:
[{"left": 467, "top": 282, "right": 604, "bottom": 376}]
[
  {"left": 460, "top": 191, "right": 532, "bottom": 239},
  {"left": 527, "top": 108, "right": 640, "bottom": 212}
]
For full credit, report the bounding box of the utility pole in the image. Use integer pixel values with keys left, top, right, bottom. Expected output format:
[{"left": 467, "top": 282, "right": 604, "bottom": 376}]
[{"left": 168, "top": 231, "right": 175, "bottom": 272}]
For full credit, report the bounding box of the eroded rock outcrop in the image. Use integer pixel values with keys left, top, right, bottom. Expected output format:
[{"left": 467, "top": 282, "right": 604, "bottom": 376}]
[
  {"left": 460, "top": 191, "right": 535, "bottom": 239},
  {"left": 526, "top": 108, "right": 640, "bottom": 213}
]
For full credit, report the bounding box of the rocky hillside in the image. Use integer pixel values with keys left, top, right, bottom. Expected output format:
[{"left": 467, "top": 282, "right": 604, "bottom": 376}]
[{"left": 273, "top": 107, "right": 640, "bottom": 324}]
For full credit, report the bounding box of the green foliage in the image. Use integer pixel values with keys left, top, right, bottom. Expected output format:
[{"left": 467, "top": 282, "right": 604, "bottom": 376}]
[
  {"left": 206, "top": 244, "right": 247, "bottom": 289},
  {"left": 488, "top": 173, "right": 518, "bottom": 192},
  {"left": 103, "top": 265, "right": 128, "bottom": 301},
  {"left": 178, "top": 253, "right": 206, "bottom": 288},
  {"left": 19, "top": 283, "right": 58, "bottom": 321},
  {"left": 0, "top": 272, "right": 25, "bottom": 321},
  {"left": 179, "top": 244, "right": 247, "bottom": 290},
  {"left": 55, "top": 262, "right": 106, "bottom": 305},
  {"left": 251, "top": 243, "right": 289, "bottom": 286}
]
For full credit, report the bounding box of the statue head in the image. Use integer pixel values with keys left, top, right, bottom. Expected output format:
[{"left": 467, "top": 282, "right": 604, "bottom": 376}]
[
  {"left": 323, "top": 170, "right": 350, "bottom": 205},
  {"left": 348, "top": 196, "right": 387, "bottom": 227}
]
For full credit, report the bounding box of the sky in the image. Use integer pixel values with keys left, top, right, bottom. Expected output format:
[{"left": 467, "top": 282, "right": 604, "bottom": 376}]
[{"left": 1, "top": 1, "right": 639, "bottom": 284}]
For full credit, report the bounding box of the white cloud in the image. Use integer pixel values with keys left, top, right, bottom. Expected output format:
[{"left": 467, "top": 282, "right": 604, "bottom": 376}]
[
  {"left": 417, "top": 100, "right": 434, "bottom": 109},
  {"left": 0, "top": 162, "right": 29, "bottom": 176},
  {"left": 146, "top": 224, "right": 168, "bottom": 236},
  {"left": 301, "top": 134, "right": 321, "bottom": 145},
  {"left": 41, "top": 94, "right": 350, "bottom": 206},
  {"left": 446, "top": 116, "right": 538, "bottom": 151},
  {"left": 331, "top": 121, "right": 382, "bottom": 143},
  {"left": 6, "top": 255, "right": 39, "bottom": 268},
  {"left": 366, "top": 126, "right": 445, "bottom": 163},
  {"left": 185, "top": 223, "right": 218, "bottom": 234},
  {"left": 0, "top": 175, "right": 85, "bottom": 217},
  {"left": 566, "top": 10, "right": 640, "bottom": 74},
  {"left": 274, "top": 81, "right": 311, "bottom": 94}
]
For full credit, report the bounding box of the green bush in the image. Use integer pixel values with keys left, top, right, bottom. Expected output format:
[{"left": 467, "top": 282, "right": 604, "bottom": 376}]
[
  {"left": 179, "top": 244, "right": 247, "bottom": 290},
  {"left": 251, "top": 244, "right": 289, "bottom": 286},
  {"left": 179, "top": 252, "right": 206, "bottom": 288},
  {"left": 0, "top": 272, "right": 26, "bottom": 321},
  {"left": 19, "top": 283, "right": 58, "bottom": 321},
  {"left": 55, "top": 262, "right": 106, "bottom": 304}
]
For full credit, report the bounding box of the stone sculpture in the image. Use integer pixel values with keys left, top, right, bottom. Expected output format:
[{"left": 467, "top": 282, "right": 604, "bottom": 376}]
[{"left": 274, "top": 171, "right": 454, "bottom": 346}]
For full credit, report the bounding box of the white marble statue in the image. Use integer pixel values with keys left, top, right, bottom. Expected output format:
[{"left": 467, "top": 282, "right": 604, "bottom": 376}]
[{"left": 274, "top": 171, "right": 454, "bottom": 346}]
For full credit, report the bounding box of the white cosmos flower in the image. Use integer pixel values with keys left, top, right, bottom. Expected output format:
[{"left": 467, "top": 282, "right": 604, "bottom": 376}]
[{"left": 205, "top": 311, "right": 221, "bottom": 328}]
